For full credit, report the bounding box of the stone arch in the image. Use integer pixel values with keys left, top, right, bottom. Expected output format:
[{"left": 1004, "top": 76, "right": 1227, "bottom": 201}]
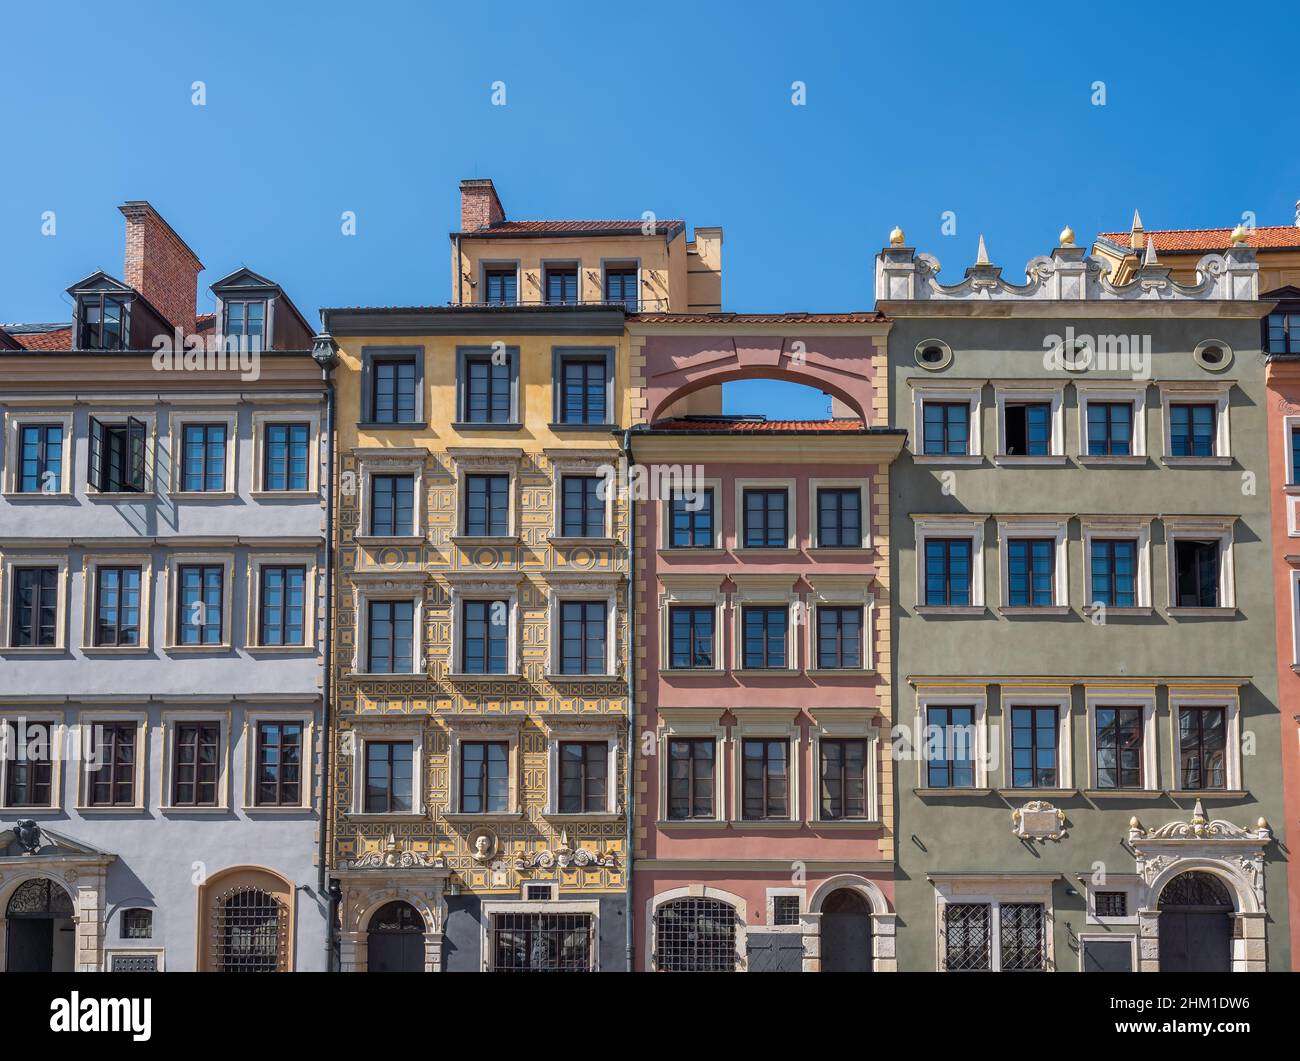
[
  {"left": 197, "top": 865, "right": 296, "bottom": 972},
  {"left": 808, "top": 874, "right": 891, "bottom": 916},
  {"left": 804, "top": 875, "right": 897, "bottom": 973},
  {"left": 357, "top": 891, "right": 439, "bottom": 935},
  {"left": 0, "top": 871, "right": 77, "bottom": 918},
  {"left": 645, "top": 885, "right": 748, "bottom": 972},
  {"left": 1147, "top": 858, "right": 1259, "bottom": 914}
]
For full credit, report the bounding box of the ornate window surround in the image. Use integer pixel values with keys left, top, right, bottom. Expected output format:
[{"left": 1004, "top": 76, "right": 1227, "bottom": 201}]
[
  {"left": 445, "top": 573, "right": 523, "bottom": 678},
  {"left": 729, "top": 573, "right": 800, "bottom": 674},
  {"left": 658, "top": 574, "right": 726, "bottom": 675},
  {"left": 80, "top": 552, "right": 154, "bottom": 653},
  {"left": 348, "top": 570, "right": 427, "bottom": 676},
  {"left": 1, "top": 552, "right": 71, "bottom": 652},
  {"left": 992, "top": 378, "right": 1067, "bottom": 465},
  {"left": 347, "top": 719, "right": 426, "bottom": 820},
  {"left": 443, "top": 715, "right": 524, "bottom": 822},
  {"left": 806, "top": 478, "right": 871, "bottom": 551},
  {"left": 447, "top": 446, "right": 522, "bottom": 542},
  {"left": 1, "top": 408, "right": 74, "bottom": 497},
  {"left": 1166, "top": 684, "right": 1243, "bottom": 796},
  {"left": 1082, "top": 684, "right": 1158, "bottom": 794},
  {"left": 912, "top": 513, "right": 988, "bottom": 614},
  {"left": 354, "top": 447, "right": 428, "bottom": 544},
  {"left": 929, "top": 873, "right": 1057, "bottom": 972},
  {"left": 997, "top": 683, "right": 1074, "bottom": 795},
  {"left": 158, "top": 708, "right": 231, "bottom": 813},
  {"left": 0, "top": 707, "right": 65, "bottom": 812},
  {"left": 732, "top": 477, "right": 797, "bottom": 552},
  {"left": 1162, "top": 515, "right": 1237, "bottom": 616},
  {"left": 912, "top": 683, "right": 992, "bottom": 793},
  {"left": 656, "top": 707, "right": 726, "bottom": 825},
  {"left": 547, "top": 448, "right": 617, "bottom": 542},
  {"left": 1074, "top": 379, "right": 1148, "bottom": 464},
  {"left": 995, "top": 515, "right": 1070, "bottom": 613},
  {"left": 658, "top": 476, "right": 723, "bottom": 551},
  {"left": 1157, "top": 379, "right": 1233, "bottom": 466},
  {"left": 730, "top": 707, "right": 802, "bottom": 826},
  {"left": 809, "top": 709, "right": 880, "bottom": 824},
  {"left": 542, "top": 719, "right": 620, "bottom": 818},
  {"left": 908, "top": 378, "right": 984, "bottom": 465},
  {"left": 543, "top": 575, "right": 620, "bottom": 679},
  {"left": 165, "top": 407, "right": 237, "bottom": 498},
  {"left": 1078, "top": 515, "right": 1153, "bottom": 613},
  {"left": 804, "top": 573, "right": 875, "bottom": 674}
]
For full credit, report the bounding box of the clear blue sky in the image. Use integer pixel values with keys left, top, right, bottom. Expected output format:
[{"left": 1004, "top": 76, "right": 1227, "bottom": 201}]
[{"left": 2, "top": 0, "right": 1296, "bottom": 418}]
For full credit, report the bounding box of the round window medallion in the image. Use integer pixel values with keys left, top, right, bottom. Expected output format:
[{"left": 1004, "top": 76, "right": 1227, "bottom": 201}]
[
  {"left": 914, "top": 339, "right": 953, "bottom": 371},
  {"left": 1193, "top": 339, "right": 1233, "bottom": 372}
]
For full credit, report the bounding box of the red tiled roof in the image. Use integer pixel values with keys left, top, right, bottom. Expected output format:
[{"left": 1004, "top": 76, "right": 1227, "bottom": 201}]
[
  {"left": 13, "top": 327, "right": 72, "bottom": 351},
  {"left": 650, "top": 417, "right": 868, "bottom": 433},
  {"left": 196, "top": 312, "right": 216, "bottom": 332},
  {"left": 459, "top": 219, "right": 685, "bottom": 238},
  {"left": 632, "top": 311, "right": 886, "bottom": 324},
  {"left": 1097, "top": 226, "right": 1300, "bottom": 253}
]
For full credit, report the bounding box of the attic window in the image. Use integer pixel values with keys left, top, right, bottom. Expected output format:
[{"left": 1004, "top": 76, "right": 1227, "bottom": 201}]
[
  {"left": 223, "top": 300, "right": 266, "bottom": 353},
  {"left": 77, "top": 293, "right": 130, "bottom": 351}
]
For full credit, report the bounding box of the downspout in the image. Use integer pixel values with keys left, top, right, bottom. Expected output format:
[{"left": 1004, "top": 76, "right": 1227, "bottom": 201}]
[
  {"left": 311, "top": 331, "right": 339, "bottom": 971},
  {"left": 623, "top": 426, "right": 636, "bottom": 972},
  {"left": 455, "top": 235, "right": 463, "bottom": 305}
]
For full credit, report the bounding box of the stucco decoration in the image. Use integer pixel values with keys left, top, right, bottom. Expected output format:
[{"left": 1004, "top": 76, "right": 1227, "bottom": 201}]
[
  {"left": 1011, "top": 801, "right": 1067, "bottom": 842},
  {"left": 515, "top": 829, "right": 619, "bottom": 872},
  {"left": 350, "top": 832, "right": 445, "bottom": 870},
  {"left": 469, "top": 829, "right": 498, "bottom": 863}
]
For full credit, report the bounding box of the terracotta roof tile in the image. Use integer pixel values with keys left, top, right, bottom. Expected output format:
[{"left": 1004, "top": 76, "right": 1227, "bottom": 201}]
[
  {"left": 13, "top": 326, "right": 72, "bottom": 351},
  {"left": 649, "top": 417, "right": 868, "bottom": 433},
  {"left": 459, "top": 219, "right": 685, "bottom": 239},
  {"left": 1097, "top": 226, "right": 1300, "bottom": 253}
]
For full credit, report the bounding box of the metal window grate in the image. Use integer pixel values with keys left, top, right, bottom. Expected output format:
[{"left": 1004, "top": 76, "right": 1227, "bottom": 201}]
[
  {"left": 1094, "top": 891, "right": 1128, "bottom": 918},
  {"left": 654, "top": 898, "right": 738, "bottom": 972},
  {"left": 122, "top": 907, "right": 153, "bottom": 939},
  {"left": 999, "top": 903, "right": 1045, "bottom": 971},
  {"left": 772, "top": 895, "right": 801, "bottom": 927},
  {"left": 943, "top": 903, "right": 991, "bottom": 971},
  {"left": 491, "top": 912, "right": 593, "bottom": 972},
  {"left": 213, "top": 888, "right": 287, "bottom": 972}
]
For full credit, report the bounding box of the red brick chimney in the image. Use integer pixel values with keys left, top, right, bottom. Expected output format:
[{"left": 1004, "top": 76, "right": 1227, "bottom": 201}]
[
  {"left": 459, "top": 179, "right": 505, "bottom": 232},
  {"left": 119, "top": 201, "right": 203, "bottom": 334}
]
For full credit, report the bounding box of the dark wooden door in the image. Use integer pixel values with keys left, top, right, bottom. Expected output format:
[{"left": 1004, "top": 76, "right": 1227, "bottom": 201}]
[
  {"left": 6, "top": 917, "right": 53, "bottom": 972},
  {"left": 1159, "top": 911, "right": 1231, "bottom": 972},
  {"left": 367, "top": 901, "right": 424, "bottom": 973},
  {"left": 820, "top": 890, "right": 872, "bottom": 972}
]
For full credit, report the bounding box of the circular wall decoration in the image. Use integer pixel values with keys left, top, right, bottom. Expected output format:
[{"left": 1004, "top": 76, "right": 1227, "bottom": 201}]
[
  {"left": 914, "top": 338, "right": 953, "bottom": 371},
  {"left": 1193, "top": 339, "right": 1233, "bottom": 372}
]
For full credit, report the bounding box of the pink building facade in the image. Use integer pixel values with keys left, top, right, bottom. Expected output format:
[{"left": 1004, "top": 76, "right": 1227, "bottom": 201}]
[{"left": 627, "top": 316, "right": 903, "bottom": 971}]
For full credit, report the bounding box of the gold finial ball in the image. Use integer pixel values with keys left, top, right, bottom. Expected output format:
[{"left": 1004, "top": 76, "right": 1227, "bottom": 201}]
[
  {"left": 889, "top": 225, "right": 905, "bottom": 247},
  {"left": 1059, "top": 225, "right": 1075, "bottom": 247},
  {"left": 1230, "top": 223, "right": 1249, "bottom": 245}
]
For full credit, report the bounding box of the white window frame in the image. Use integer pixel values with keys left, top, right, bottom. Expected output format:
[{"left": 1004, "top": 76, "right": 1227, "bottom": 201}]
[
  {"left": 545, "top": 578, "right": 618, "bottom": 679},
  {"left": 909, "top": 380, "right": 983, "bottom": 464},
  {"left": 480, "top": 899, "right": 601, "bottom": 972},
  {"left": 82, "top": 553, "right": 154, "bottom": 652},
  {"left": 660, "top": 476, "right": 723, "bottom": 551},
  {"left": 914, "top": 685, "right": 991, "bottom": 791},
  {"left": 999, "top": 684, "right": 1074, "bottom": 793},
  {"left": 932, "top": 876, "right": 1055, "bottom": 972},
  {"left": 159, "top": 709, "right": 231, "bottom": 813},
  {"left": 807, "top": 478, "right": 870, "bottom": 551},
  {"left": 349, "top": 720, "right": 425, "bottom": 819},
  {"left": 448, "top": 446, "right": 521, "bottom": 541},
  {"left": 913, "top": 514, "right": 987, "bottom": 613},
  {"left": 657, "top": 707, "right": 726, "bottom": 825},
  {"left": 1168, "top": 686, "right": 1242, "bottom": 794},
  {"left": 1082, "top": 874, "right": 1141, "bottom": 927},
  {"left": 243, "top": 707, "right": 315, "bottom": 812},
  {"left": 658, "top": 575, "right": 726, "bottom": 674},
  {"left": 246, "top": 552, "right": 319, "bottom": 651},
  {"left": 162, "top": 552, "right": 235, "bottom": 652},
  {"left": 763, "top": 887, "right": 807, "bottom": 929},
  {"left": 446, "top": 575, "right": 523, "bottom": 678},
  {"left": 996, "top": 516, "right": 1069, "bottom": 613},
  {"left": 1282, "top": 415, "right": 1300, "bottom": 537},
  {"left": 544, "top": 722, "right": 620, "bottom": 817},
  {"left": 2, "top": 409, "right": 74, "bottom": 496},
  {"left": 810, "top": 711, "right": 879, "bottom": 824},
  {"left": 1079, "top": 516, "right": 1152, "bottom": 613},
  {"left": 731, "top": 707, "right": 802, "bottom": 825},
  {"left": 356, "top": 449, "right": 427, "bottom": 543},
  {"left": 0, "top": 709, "right": 65, "bottom": 812},
  {"left": 1, "top": 552, "right": 71, "bottom": 652},
  {"left": 992, "top": 380, "right": 1067, "bottom": 464},
  {"left": 549, "top": 450, "right": 615, "bottom": 542},
  {"left": 251, "top": 408, "right": 322, "bottom": 496},
  {"left": 76, "top": 709, "right": 149, "bottom": 813},
  {"left": 1157, "top": 381, "right": 1233, "bottom": 465},
  {"left": 349, "top": 572, "right": 426, "bottom": 676},
  {"left": 1074, "top": 380, "right": 1148, "bottom": 464},
  {"left": 445, "top": 717, "right": 523, "bottom": 821},
  {"left": 1082, "top": 685, "right": 1158, "bottom": 793},
  {"left": 1291, "top": 568, "right": 1300, "bottom": 667},
  {"left": 167, "top": 409, "right": 237, "bottom": 498},
  {"left": 734, "top": 478, "right": 797, "bottom": 551},
  {"left": 1163, "top": 516, "right": 1236, "bottom": 614},
  {"left": 730, "top": 574, "right": 800, "bottom": 673},
  {"left": 805, "top": 574, "right": 874, "bottom": 673}
]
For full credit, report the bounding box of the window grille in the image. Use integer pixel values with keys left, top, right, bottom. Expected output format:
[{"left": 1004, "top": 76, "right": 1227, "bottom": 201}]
[
  {"left": 490, "top": 912, "right": 593, "bottom": 972},
  {"left": 999, "top": 903, "right": 1045, "bottom": 971},
  {"left": 1094, "top": 891, "right": 1128, "bottom": 918},
  {"left": 943, "top": 903, "right": 991, "bottom": 971},
  {"left": 653, "top": 897, "right": 738, "bottom": 972},
  {"left": 212, "top": 888, "right": 287, "bottom": 972}
]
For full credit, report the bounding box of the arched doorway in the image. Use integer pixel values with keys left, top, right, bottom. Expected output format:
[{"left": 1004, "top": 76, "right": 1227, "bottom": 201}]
[
  {"left": 653, "top": 897, "right": 738, "bottom": 972},
  {"left": 820, "top": 889, "right": 873, "bottom": 972},
  {"left": 5, "top": 878, "right": 75, "bottom": 972},
  {"left": 367, "top": 901, "right": 425, "bottom": 973},
  {"left": 1158, "top": 871, "right": 1233, "bottom": 972}
]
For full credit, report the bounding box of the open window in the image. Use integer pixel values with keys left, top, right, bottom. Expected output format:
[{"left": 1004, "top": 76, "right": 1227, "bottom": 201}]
[{"left": 89, "top": 416, "right": 147, "bottom": 493}]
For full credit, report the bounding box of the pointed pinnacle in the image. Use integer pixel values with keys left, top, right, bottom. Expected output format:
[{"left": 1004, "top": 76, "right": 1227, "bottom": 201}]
[{"left": 975, "top": 234, "right": 990, "bottom": 266}]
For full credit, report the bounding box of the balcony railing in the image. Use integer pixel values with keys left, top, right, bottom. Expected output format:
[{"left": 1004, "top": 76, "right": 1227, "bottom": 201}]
[{"left": 449, "top": 296, "right": 672, "bottom": 313}]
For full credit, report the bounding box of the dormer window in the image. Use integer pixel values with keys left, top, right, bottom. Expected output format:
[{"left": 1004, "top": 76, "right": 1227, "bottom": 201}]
[
  {"left": 77, "top": 293, "right": 130, "bottom": 350},
  {"left": 223, "top": 300, "right": 266, "bottom": 353}
]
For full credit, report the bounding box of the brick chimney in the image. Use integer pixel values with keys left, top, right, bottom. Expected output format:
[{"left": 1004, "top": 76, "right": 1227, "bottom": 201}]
[
  {"left": 459, "top": 179, "right": 505, "bottom": 232},
  {"left": 119, "top": 201, "right": 203, "bottom": 334}
]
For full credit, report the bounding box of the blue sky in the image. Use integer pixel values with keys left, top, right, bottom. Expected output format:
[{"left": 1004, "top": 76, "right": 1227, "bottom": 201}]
[{"left": 2, "top": 0, "right": 1296, "bottom": 418}]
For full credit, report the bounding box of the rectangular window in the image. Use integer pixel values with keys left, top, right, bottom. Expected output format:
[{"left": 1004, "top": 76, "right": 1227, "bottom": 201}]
[
  {"left": 1086, "top": 402, "right": 1133, "bottom": 456},
  {"left": 1292, "top": 425, "right": 1300, "bottom": 486},
  {"left": 263, "top": 423, "right": 309, "bottom": 491},
  {"left": 1004, "top": 402, "right": 1051, "bottom": 456},
  {"left": 87, "top": 722, "right": 136, "bottom": 807},
  {"left": 667, "top": 738, "right": 714, "bottom": 820},
  {"left": 181, "top": 424, "right": 226, "bottom": 492},
  {"left": 1169, "top": 403, "right": 1216, "bottom": 457},
  {"left": 224, "top": 300, "right": 265, "bottom": 353},
  {"left": 17, "top": 424, "right": 62, "bottom": 493},
  {"left": 1267, "top": 311, "right": 1300, "bottom": 354},
  {"left": 925, "top": 705, "right": 976, "bottom": 788},
  {"left": 10, "top": 566, "right": 58, "bottom": 647},
  {"left": 743, "top": 488, "right": 788, "bottom": 548},
  {"left": 491, "top": 913, "right": 593, "bottom": 972},
  {"left": 669, "top": 489, "right": 713, "bottom": 548},
  {"left": 77, "top": 294, "right": 129, "bottom": 351},
  {"left": 1007, "top": 538, "right": 1054, "bottom": 607},
  {"left": 943, "top": 903, "right": 991, "bottom": 972},
  {"left": 772, "top": 895, "right": 801, "bottom": 927},
  {"left": 1089, "top": 539, "right": 1136, "bottom": 608},
  {"left": 559, "top": 601, "right": 607, "bottom": 675},
  {"left": 819, "top": 738, "right": 868, "bottom": 820},
  {"left": 89, "top": 416, "right": 146, "bottom": 492},
  {"left": 175, "top": 564, "right": 223, "bottom": 645},
  {"left": 364, "top": 740, "right": 413, "bottom": 813},
  {"left": 1095, "top": 706, "right": 1143, "bottom": 790},
  {"left": 94, "top": 565, "right": 142, "bottom": 647},
  {"left": 545, "top": 266, "right": 578, "bottom": 305},
  {"left": 668, "top": 606, "right": 714, "bottom": 669},
  {"left": 369, "top": 474, "right": 415, "bottom": 536},
  {"left": 464, "top": 473, "right": 509, "bottom": 536},
  {"left": 122, "top": 908, "right": 153, "bottom": 940},
  {"left": 1178, "top": 706, "right": 1226, "bottom": 790},
  {"left": 742, "top": 606, "right": 788, "bottom": 669},
  {"left": 366, "top": 600, "right": 414, "bottom": 673},
  {"left": 461, "top": 600, "right": 509, "bottom": 674},
  {"left": 1094, "top": 892, "right": 1128, "bottom": 918},
  {"left": 462, "top": 353, "right": 513, "bottom": 424},
  {"left": 1174, "top": 540, "right": 1220, "bottom": 607},
  {"left": 255, "top": 721, "right": 303, "bottom": 807},
  {"left": 1010, "top": 706, "right": 1058, "bottom": 788},
  {"left": 816, "top": 606, "right": 862, "bottom": 669},
  {"left": 945, "top": 902, "right": 1045, "bottom": 972},
  {"left": 922, "top": 402, "right": 969, "bottom": 456},
  {"left": 604, "top": 265, "right": 638, "bottom": 310},
  {"left": 484, "top": 268, "right": 517, "bottom": 305},
  {"left": 742, "top": 739, "right": 789, "bottom": 820},
  {"left": 369, "top": 356, "right": 418, "bottom": 424},
  {"left": 258, "top": 565, "right": 306, "bottom": 646},
  {"left": 999, "top": 903, "right": 1046, "bottom": 971},
  {"left": 171, "top": 721, "right": 220, "bottom": 807},
  {"left": 561, "top": 476, "right": 605, "bottom": 537},
  {"left": 924, "top": 538, "right": 972, "bottom": 607},
  {"left": 558, "top": 741, "right": 607, "bottom": 813},
  {"left": 3, "top": 720, "right": 52, "bottom": 807},
  {"left": 558, "top": 356, "right": 608, "bottom": 426},
  {"left": 460, "top": 741, "right": 509, "bottom": 813},
  {"left": 817, "top": 488, "right": 861, "bottom": 548}
]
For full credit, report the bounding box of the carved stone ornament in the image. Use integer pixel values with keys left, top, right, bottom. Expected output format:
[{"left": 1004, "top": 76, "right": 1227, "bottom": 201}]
[
  {"left": 1128, "top": 801, "right": 1271, "bottom": 843},
  {"left": 1011, "top": 801, "right": 1067, "bottom": 842},
  {"left": 470, "top": 829, "right": 498, "bottom": 863},
  {"left": 350, "top": 832, "right": 445, "bottom": 870},
  {"left": 515, "top": 829, "right": 619, "bottom": 872}
]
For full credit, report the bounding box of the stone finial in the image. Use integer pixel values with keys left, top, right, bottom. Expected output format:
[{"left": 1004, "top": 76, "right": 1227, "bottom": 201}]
[
  {"left": 1059, "top": 224, "right": 1076, "bottom": 248},
  {"left": 889, "top": 224, "right": 905, "bottom": 247},
  {"left": 975, "top": 234, "right": 990, "bottom": 266},
  {"left": 1258, "top": 817, "right": 1269, "bottom": 831},
  {"left": 1129, "top": 816, "right": 1140, "bottom": 829},
  {"left": 1130, "top": 209, "right": 1144, "bottom": 249},
  {"left": 1142, "top": 235, "right": 1159, "bottom": 267},
  {"left": 1230, "top": 223, "right": 1249, "bottom": 246}
]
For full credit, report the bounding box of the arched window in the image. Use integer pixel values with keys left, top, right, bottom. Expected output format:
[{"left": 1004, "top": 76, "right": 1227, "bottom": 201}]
[
  {"left": 653, "top": 897, "right": 737, "bottom": 972},
  {"left": 1158, "top": 871, "right": 1233, "bottom": 909},
  {"left": 6, "top": 878, "right": 73, "bottom": 918},
  {"left": 213, "top": 888, "right": 287, "bottom": 972}
]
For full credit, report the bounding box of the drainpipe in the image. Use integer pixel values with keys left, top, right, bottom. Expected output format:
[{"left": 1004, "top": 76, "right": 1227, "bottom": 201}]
[
  {"left": 455, "top": 236, "right": 463, "bottom": 305},
  {"left": 623, "top": 426, "right": 636, "bottom": 972},
  {"left": 311, "top": 331, "right": 339, "bottom": 971}
]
